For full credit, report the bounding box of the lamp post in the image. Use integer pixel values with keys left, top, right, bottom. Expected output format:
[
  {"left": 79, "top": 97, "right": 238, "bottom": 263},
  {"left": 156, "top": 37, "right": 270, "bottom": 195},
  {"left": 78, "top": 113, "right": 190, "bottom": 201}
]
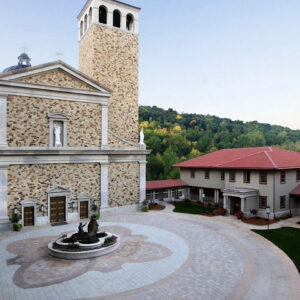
[{"left": 266, "top": 206, "right": 271, "bottom": 231}]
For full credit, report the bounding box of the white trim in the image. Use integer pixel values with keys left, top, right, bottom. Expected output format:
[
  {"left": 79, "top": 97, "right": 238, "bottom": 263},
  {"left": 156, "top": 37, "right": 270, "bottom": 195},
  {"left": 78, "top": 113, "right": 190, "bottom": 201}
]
[
  {"left": 47, "top": 186, "right": 70, "bottom": 224},
  {"left": 0, "top": 95, "right": 7, "bottom": 147},
  {"left": 1, "top": 64, "right": 110, "bottom": 94},
  {"left": 20, "top": 199, "right": 37, "bottom": 227},
  {"left": 0, "top": 165, "right": 9, "bottom": 230},
  {"left": 0, "top": 155, "right": 109, "bottom": 165},
  {"left": 0, "top": 81, "right": 109, "bottom": 104},
  {"left": 101, "top": 104, "right": 108, "bottom": 148}
]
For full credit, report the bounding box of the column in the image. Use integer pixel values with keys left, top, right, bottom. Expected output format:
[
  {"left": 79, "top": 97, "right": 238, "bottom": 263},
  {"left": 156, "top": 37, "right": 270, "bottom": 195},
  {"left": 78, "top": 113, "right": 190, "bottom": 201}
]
[
  {"left": 199, "top": 188, "right": 203, "bottom": 202},
  {"left": 241, "top": 197, "right": 245, "bottom": 212},
  {"left": 139, "top": 160, "right": 147, "bottom": 203},
  {"left": 214, "top": 190, "right": 219, "bottom": 204},
  {"left": 100, "top": 163, "right": 109, "bottom": 209},
  {"left": 121, "top": 15, "right": 127, "bottom": 31},
  {"left": 92, "top": 5, "right": 99, "bottom": 24},
  {"left": 0, "top": 165, "right": 9, "bottom": 230},
  {"left": 101, "top": 104, "right": 108, "bottom": 149},
  {"left": 168, "top": 189, "right": 172, "bottom": 201},
  {"left": 0, "top": 95, "right": 7, "bottom": 147}
]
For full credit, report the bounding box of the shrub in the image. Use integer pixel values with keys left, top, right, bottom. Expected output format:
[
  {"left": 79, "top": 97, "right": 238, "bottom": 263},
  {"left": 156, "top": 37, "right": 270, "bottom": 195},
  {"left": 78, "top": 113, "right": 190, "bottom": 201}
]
[
  {"left": 10, "top": 213, "right": 20, "bottom": 224},
  {"left": 141, "top": 206, "right": 149, "bottom": 212},
  {"left": 250, "top": 209, "right": 258, "bottom": 216},
  {"left": 92, "top": 213, "right": 100, "bottom": 220},
  {"left": 12, "top": 223, "right": 22, "bottom": 232},
  {"left": 234, "top": 211, "right": 244, "bottom": 220},
  {"left": 214, "top": 207, "right": 227, "bottom": 216}
]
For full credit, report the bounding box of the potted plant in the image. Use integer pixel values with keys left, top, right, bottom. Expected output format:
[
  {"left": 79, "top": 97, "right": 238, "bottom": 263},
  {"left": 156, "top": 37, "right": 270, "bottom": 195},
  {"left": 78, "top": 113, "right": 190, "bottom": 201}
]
[
  {"left": 141, "top": 199, "right": 149, "bottom": 212},
  {"left": 10, "top": 213, "right": 22, "bottom": 232}
]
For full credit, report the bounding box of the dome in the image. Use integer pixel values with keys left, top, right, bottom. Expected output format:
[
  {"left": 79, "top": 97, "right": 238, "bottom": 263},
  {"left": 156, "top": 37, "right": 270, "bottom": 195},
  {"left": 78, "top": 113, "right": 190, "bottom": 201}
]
[{"left": 2, "top": 53, "right": 32, "bottom": 73}]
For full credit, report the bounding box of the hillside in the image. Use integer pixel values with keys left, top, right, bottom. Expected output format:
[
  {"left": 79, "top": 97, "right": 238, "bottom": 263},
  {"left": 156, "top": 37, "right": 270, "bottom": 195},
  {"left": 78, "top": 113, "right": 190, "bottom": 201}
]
[{"left": 139, "top": 105, "right": 300, "bottom": 180}]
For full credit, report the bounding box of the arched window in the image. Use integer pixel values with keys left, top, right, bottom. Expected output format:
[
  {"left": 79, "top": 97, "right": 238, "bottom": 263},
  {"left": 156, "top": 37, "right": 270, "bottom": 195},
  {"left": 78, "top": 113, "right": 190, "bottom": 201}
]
[
  {"left": 99, "top": 5, "right": 107, "bottom": 24},
  {"left": 113, "top": 10, "right": 121, "bottom": 28},
  {"left": 126, "top": 14, "right": 134, "bottom": 31},
  {"left": 88, "top": 7, "right": 92, "bottom": 26},
  {"left": 84, "top": 14, "right": 88, "bottom": 31},
  {"left": 80, "top": 21, "right": 83, "bottom": 37}
]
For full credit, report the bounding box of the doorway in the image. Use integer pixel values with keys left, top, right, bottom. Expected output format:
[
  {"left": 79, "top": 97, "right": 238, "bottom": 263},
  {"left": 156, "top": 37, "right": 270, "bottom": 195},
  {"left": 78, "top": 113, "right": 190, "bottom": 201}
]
[
  {"left": 50, "top": 197, "right": 66, "bottom": 223},
  {"left": 80, "top": 201, "right": 89, "bottom": 219},
  {"left": 24, "top": 206, "right": 34, "bottom": 226}
]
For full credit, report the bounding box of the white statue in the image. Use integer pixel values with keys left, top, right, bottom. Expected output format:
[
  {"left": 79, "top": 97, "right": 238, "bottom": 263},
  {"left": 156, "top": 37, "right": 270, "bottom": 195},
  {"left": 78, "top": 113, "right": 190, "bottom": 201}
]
[
  {"left": 139, "top": 129, "right": 145, "bottom": 145},
  {"left": 54, "top": 124, "right": 62, "bottom": 147}
]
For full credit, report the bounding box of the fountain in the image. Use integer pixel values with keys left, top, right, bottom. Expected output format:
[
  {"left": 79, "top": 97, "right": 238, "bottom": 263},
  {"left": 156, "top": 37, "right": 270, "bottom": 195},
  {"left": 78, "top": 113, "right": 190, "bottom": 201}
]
[{"left": 48, "top": 216, "right": 120, "bottom": 260}]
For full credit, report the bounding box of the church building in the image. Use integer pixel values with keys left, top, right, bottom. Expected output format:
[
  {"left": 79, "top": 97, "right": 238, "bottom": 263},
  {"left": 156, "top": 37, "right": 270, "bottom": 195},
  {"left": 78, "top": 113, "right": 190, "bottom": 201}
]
[{"left": 0, "top": 0, "right": 149, "bottom": 230}]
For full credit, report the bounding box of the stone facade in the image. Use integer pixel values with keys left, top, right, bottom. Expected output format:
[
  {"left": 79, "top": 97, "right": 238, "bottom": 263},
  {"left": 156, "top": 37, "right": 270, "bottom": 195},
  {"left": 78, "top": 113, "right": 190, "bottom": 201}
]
[
  {"left": 79, "top": 25, "right": 139, "bottom": 145},
  {"left": 17, "top": 69, "right": 96, "bottom": 91},
  {"left": 7, "top": 163, "right": 100, "bottom": 217},
  {"left": 108, "top": 162, "right": 140, "bottom": 207},
  {"left": 7, "top": 95, "right": 102, "bottom": 147}
]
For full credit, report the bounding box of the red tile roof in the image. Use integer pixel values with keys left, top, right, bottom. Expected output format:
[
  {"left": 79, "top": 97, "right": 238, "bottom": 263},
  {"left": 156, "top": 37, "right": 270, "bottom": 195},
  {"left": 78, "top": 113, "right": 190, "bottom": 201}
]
[
  {"left": 290, "top": 184, "right": 300, "bottom": 196},
  {"left": 146, "top": 179, "right": 187, "bottom": 190},
  {"left": 174, "top": 147, "right": 300, "bottom": 170}
]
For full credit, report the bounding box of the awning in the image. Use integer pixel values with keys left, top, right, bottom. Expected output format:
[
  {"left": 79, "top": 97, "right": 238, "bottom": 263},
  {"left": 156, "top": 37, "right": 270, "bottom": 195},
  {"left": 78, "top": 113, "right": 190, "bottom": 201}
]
[
  {"left": 146, "top": 179, "right": 187, "bottom": 191},
  {"left": 223, "top": 188, "right": 258, "bottom": 198},
  {"left": 290, "top": 184, "right": 300, "bottom": 196}
]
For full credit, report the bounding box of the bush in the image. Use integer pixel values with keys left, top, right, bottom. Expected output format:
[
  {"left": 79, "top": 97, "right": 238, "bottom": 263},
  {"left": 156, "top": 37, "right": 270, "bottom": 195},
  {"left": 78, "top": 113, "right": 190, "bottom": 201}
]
[
  {"left": 250, "top": 209, "right": 258, "bottom": 215},
  {"left": 92, "top": 213, "right": 100, "bottom": 220},
  {"left": 141, "top": 206, "right": 149, "bottom": 212},
  {"left": 234, "top": 211, "right": 244, "bottom": 219},
  {"left": 12, "top": 223, "right": 22, "bottom": 232},
  {"left": 214, "top": 207, "right": 227, "bottom": 216},
  {"left": 10, "top": 213, "right": 20, "bottom": 224}
]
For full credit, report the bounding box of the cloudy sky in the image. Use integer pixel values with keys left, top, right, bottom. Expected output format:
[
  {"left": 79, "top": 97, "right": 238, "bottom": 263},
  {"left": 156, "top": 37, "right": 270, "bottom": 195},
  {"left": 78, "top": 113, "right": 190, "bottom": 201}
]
[{"left": 0, "top": 0, "right": 300, "bottom": 129}]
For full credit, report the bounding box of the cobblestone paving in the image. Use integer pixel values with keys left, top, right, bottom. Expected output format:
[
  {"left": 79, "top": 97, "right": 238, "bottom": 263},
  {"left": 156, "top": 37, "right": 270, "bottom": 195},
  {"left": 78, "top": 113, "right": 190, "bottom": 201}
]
[{"left": 0, "top": 203, "right": 300, "bottom": 300}]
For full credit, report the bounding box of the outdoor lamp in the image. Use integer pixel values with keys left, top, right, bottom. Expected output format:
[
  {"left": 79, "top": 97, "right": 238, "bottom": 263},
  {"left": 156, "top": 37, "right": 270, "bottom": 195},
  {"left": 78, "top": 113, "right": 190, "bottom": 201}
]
[
  {"left": 13, "top": 207, "right": 17, "bottom": 215},
  {"left": 93, "top": 200, "right": 97, "bottom": 206},
  {"left": 266, "top": 207, "right": 271, "bottom": 215},
  {"left": 40, "top": 204, "right": 45, "bottom": 216},
  {"left": 71, "top": 201, "right": 75, "bottom": 212}
]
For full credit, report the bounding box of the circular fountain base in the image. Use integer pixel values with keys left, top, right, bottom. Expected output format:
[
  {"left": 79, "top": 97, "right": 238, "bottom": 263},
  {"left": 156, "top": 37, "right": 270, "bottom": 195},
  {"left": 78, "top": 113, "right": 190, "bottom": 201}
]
[{"left": 48, "top": 232, "right": 120, "bottom": 260}]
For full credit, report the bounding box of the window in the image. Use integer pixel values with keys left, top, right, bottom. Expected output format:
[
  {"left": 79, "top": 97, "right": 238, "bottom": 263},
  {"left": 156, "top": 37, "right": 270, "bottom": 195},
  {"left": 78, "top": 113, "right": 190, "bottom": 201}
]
[
  {"left": 48, "top": 113, "right": 69, "bottom": 148},
  {"left": 280, "top": 196, "right": 286, "bottom": 209},
  {"left": 280, "top": 171, "right": 286, "bottom": 184},
  {"left": 259, "top": 196, "right": 267, "bottom": 209},
  {"left": 259, "top": 171, "right": 268, "bottom": 184},
  {"left": 229, "top": 170, "right": 235, "bottom": 182},
  {"left": 191, "top": 168, "right": 195, "bottom": 179},
  {"left": 80, "top": 21, "right": 83, "bottom": 37},
  {"left": 204, "top": 169, "right": 210, "bottom": 179},
  {"left": 297, "top": 170, "right": 300, "bottom": 181},
  {"left": 221, "top": 170, "right": 225, "bottom": 181},
  {"left": 88, "top": 7, "right": 92, "bottom": 26},
  {"left": 243, "top": 170, "right": 251, "bottom": 183},
  {"left": 126, "top": 14, "right": 134, "bottom": 31},
  {"left": 84, "top": 14, "right": 88, "bottom": 31},
  {"left": 99, "top": 5, "right": 107, "bottom": 24},
  {"left": 113, "top": 10, "right": 121, "bottom": 28}
]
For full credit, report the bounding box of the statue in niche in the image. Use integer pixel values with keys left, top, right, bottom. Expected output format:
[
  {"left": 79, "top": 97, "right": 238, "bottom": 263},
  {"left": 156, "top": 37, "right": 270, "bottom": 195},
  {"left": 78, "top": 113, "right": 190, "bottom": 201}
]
[
  {"left": 139, "top": 129, "right": 144, "bottom": 145},
  {"left": 54, "top": 123, "right": 62, "bottom": 147}
]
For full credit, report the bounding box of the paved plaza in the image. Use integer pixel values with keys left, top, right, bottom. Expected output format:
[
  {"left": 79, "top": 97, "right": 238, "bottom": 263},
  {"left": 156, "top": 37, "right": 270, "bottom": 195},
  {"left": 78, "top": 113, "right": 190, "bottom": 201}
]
[{"left": 0, "top": 203, "right": 300, "bottom": 300}]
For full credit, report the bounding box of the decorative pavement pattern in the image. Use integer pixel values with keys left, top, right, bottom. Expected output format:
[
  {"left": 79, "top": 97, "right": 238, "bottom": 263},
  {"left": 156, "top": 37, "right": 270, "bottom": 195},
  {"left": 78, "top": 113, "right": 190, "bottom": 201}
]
[{"left": 0, "top": 203, "right": 300, "bottom": 300}]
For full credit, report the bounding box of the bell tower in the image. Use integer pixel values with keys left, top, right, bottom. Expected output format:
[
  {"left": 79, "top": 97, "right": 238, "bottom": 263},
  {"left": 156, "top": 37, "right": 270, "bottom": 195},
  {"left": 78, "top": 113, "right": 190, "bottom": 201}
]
[{"left": 78, "top": 0, "right": 140, "bottom": 146}]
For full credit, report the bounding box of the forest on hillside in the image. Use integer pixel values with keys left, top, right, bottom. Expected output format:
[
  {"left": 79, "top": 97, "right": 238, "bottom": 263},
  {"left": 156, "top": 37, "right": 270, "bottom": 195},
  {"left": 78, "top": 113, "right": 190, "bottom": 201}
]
[{"left": 139, "top": 106, "right": 300, "bottom": 181}]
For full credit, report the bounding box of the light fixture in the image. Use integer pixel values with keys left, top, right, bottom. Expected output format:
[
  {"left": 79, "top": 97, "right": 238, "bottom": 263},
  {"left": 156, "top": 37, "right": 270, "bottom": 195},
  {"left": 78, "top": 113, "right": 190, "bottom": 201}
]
[
  {"left": 71, "top": 201, "right": 75, "bottom": 212},
  {"left": 93, "top": 200, "right": 97, "bottom": 206},
  {"left": 13, "top": 207, "right": 18, "bottom": 215},
  {"left": 266, "top": 206, "right": 271, "bottom": 230},
  {"left": 40, "top": 204, "right": 45, "bottom": 216}
]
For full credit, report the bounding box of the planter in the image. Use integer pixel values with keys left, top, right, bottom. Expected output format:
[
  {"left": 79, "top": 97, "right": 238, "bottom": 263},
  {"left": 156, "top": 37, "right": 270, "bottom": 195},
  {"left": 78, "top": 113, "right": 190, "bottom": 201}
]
[{"left": 12, "top": 223, "right": 22, "bottom": 232}]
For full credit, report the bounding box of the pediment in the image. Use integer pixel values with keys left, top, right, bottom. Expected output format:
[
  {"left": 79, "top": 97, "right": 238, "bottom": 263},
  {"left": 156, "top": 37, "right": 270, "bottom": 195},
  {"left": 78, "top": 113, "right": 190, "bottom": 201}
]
[
  {"left": 47, "top": 186, "right": 70, "bottom": 194},
  {"left": 0, "top": 61, "right": 111, "bottom": 94},
  {"left": 48, "top": 112, "right": 70, "bottom": 120}
]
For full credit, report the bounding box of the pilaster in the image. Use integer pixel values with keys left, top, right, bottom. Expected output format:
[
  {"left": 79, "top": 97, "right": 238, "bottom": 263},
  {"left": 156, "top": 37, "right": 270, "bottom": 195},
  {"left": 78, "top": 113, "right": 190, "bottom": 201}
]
[
  {"left": 100, "top": 162, "right": 109, "bottom": 209},
  {"left": 101, "top": 104, "right": 108, "bottom": 149},
  {"left": 139, "top": 160, "right": 147, "bottom": 203},
  {"left": 0, "top": 95, "right": 7, "bottom": 148},
  {"left": 0, "top": 165, "right": 9, "bottom": 230}
]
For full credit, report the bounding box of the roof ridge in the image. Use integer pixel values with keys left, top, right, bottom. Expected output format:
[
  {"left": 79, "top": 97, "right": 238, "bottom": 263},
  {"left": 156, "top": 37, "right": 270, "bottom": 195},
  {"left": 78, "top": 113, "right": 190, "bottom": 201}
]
[
  {"left": 215, "top": 148, "right": 268, "bottom": 167},
  {"left": 264, "top": 151, "right": 278, "bottom": 169}
]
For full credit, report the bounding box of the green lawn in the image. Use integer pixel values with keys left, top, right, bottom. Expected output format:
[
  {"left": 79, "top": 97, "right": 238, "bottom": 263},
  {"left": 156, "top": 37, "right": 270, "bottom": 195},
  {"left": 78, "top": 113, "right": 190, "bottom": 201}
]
[
  {"left": 173, "top": 201, "right": 215, "bottom": 215},
  {"left": 253, "top": 227, "right": 300, "bottom": 272}
]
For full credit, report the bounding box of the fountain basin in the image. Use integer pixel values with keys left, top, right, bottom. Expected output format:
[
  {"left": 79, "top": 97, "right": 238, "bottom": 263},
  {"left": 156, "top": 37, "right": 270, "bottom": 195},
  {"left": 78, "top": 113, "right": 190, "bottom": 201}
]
[{"left": 48, "top": 232, "right": 120, "bottom": 260}]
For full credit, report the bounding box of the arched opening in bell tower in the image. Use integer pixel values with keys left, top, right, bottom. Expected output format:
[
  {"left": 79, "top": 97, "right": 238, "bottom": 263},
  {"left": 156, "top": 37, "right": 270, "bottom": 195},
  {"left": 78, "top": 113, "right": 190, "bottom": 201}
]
[
  {"left": 113, "top": 10, "right": 121, "bottom": 28},
  {"left": 99, "top": 5, "right": 107, "bottom": 24},
  {"left": 126, "top": 14, "right": 134, "bottom": 31}
]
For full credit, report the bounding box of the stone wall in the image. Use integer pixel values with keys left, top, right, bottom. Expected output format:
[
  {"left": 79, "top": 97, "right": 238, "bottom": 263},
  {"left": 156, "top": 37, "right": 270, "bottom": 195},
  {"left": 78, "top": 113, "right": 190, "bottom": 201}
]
[
  {"left": 7, "top": 95, "right": 102, "bottom": 147},
  {"left": 7, "top": 163, "right": 100, "bottom": 217},
  {"left": 108, "top": 162, "right": 140, "bottom": 207},
  {"left": 17, "top": 69, "right": 96, "bottom": 91},
  {"left": 79, "top": 25, "right": 139, "bottom": 145}
]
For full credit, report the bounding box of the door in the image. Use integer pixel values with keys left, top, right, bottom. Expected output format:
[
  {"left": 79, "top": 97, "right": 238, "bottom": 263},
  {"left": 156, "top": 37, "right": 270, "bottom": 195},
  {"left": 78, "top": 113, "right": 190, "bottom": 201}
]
[
  {"left": 24, "top": 206, "right": 34, "bottom": 226},
  {"left": 80, "top": 201, "right": 89, "bottom": 219},
  {"left": 231, "top": 197, "right": 241, "bottom": 213},
  {"left": 50, "top": 197, "right": 66, "bottom": 223}
]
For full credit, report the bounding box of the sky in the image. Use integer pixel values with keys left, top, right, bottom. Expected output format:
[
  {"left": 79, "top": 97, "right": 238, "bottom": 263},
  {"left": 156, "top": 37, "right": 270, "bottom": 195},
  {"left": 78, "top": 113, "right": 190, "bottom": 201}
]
[{"left": 0, "top": 0, "right": 300, "bottom": 129}]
